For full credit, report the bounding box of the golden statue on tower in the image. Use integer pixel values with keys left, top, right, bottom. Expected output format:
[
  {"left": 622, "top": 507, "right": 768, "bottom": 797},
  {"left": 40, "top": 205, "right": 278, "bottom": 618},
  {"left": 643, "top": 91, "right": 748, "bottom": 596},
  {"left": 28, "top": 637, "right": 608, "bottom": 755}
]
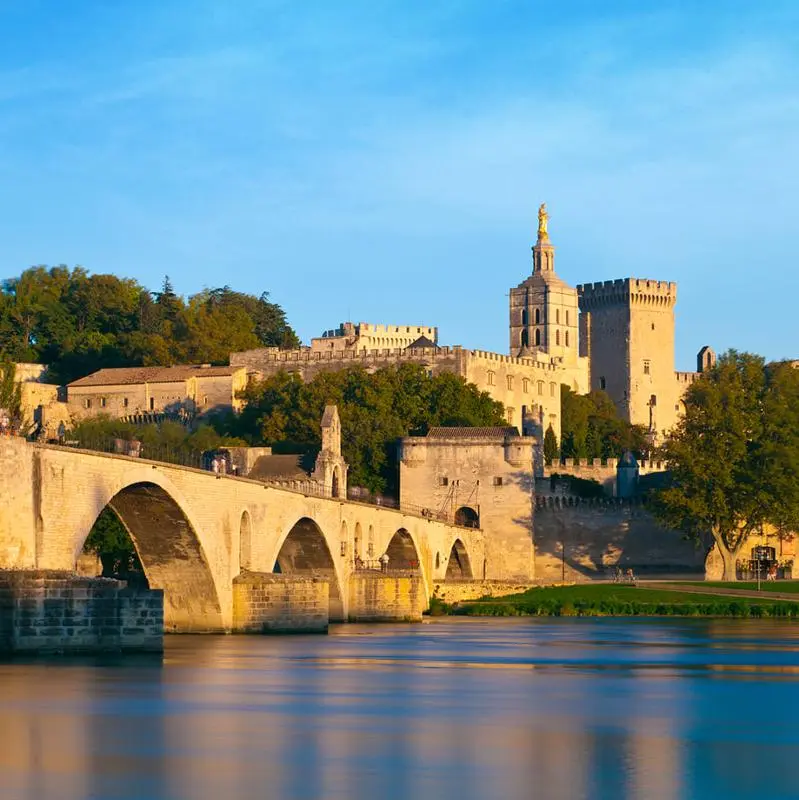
[{"left": 537, "top": 202, "right": 549, "bottom": 240}]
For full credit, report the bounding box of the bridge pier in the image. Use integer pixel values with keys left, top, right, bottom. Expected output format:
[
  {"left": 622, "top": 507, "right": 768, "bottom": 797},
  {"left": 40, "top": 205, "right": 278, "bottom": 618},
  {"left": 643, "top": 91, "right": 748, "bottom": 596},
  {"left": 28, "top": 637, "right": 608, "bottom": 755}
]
[
  {"left": 348, "top": 571, "right": 427, "bottom": 622},
  {"left": 232, "top": 573, "right": 329, "bottom": 633}
]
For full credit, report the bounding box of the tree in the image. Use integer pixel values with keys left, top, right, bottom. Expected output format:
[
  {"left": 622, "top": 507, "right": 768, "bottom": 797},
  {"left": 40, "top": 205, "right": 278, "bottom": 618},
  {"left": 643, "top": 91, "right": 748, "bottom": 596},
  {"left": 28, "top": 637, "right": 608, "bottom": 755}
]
[
  {"left": 220, "top": 364, "right": 507, "bottom": 495},
  {"left": 650, "top": 352, "right": 799, "bottom": 580},
  {"left": 543, "top": 425, "right": 559, "bottom": 465},
  {"left": 560, "top": 385, "right": 647, "bottom": 460},
  {"left": 0, "top": 361, "right": 21, "bottom": 420}
]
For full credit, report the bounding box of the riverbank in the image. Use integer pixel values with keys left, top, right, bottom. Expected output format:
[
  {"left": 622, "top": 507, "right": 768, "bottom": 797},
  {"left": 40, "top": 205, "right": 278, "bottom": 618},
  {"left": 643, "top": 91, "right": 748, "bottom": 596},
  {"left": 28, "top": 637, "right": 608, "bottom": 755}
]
[{"left": 430, "top": 583, "right": 799, "bottom": 618}]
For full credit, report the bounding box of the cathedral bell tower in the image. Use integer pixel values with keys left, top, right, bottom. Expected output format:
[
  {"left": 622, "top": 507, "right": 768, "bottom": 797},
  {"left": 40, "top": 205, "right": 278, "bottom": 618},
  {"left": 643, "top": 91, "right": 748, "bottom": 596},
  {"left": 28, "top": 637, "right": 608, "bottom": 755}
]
[{"left": 508, "top": 204, "right": 579, "bottom": 363}]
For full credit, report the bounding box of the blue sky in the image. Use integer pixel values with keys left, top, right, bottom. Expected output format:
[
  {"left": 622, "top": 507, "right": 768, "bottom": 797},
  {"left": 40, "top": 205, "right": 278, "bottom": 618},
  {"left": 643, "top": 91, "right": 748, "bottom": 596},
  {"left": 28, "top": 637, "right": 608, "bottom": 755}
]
[{"left": 2, "top": 1, "right": 797, "bottom": 370}]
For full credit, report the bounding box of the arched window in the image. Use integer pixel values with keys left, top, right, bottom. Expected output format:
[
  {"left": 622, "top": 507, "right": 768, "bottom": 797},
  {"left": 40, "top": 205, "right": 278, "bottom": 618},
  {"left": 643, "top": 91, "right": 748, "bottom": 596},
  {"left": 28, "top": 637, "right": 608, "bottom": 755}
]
[
  {"left": 565, "top": 330, "right": 570, "bottom": 347},
  {"left": 534, "top": 309, "right": 541, "bottom": 324},
  {"left": 523, "top": 378, "right": 529, "bottom": 393},
  {"left": 550, "top": 382, "right": 556, "bottom": 397},
  {"left": 556, "top": 330, "right": 560, "bottom": 345},
  {"left": 521, "top": 329, "right": 529, "bottom": 347},
  {"left": 534, "top": 329, "right": 541, "bottom": 346},
  {"left": 506, "top": 407, "right": 514, "bottom": 423},
  {"left": 537, "top": 381, "right": 544, "bottom": 395},
  {"left": 507, "top": 375, "right": 514, "bottom": 390},
  {"left": 487, "top": 370, "right": 495, "bottom": 386},
  {"left": 521, "top": 308, "right": 529, "bottom": 326}
]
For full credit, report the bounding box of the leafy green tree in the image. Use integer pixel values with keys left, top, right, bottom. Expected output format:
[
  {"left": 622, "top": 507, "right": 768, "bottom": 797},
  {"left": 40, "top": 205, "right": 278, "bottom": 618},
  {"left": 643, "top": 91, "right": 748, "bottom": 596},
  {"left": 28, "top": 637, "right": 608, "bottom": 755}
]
[
  {"left": 0, "top": 361, "right": 21, "bottom": 419},
  {"left": 650, "top": 352, "right": 799, "bottom": 580},
  {"left": 221, "top": 364, "right": 506, "bottom": 494},
  {"left": 0, "top": 266, "right": 300, "bottom": 383},
  {"left": 543, "top": 425, "right": 559, "bottom": 465},
  {"left": 83, "top": 507, "right": 145, "bottom": 583},
  {"left": 560, "top": 385, "right": 648, "bottom": 460}
]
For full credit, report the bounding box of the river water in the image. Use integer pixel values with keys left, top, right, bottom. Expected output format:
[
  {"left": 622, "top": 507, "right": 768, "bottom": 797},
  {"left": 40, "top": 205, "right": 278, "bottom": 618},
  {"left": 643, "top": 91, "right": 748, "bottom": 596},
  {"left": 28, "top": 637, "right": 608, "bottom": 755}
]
[{"left": 1, "top": 618, "right": 798, "bottom": 800}]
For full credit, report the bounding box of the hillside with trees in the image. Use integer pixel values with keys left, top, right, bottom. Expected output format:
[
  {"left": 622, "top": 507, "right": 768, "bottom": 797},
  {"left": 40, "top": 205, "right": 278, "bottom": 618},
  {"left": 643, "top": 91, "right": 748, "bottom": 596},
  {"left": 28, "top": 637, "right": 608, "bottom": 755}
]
[{"left": 0, "top": 266, "right": 299, "bottom": 383}]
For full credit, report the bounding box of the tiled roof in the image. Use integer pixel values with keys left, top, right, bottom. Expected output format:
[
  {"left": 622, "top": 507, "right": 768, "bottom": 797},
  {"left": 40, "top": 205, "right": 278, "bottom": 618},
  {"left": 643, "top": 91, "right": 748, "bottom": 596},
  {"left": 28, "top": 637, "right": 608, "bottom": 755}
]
[
  {"left": 426, "top": 426, "right": 520, "bottom": 439},
  {"left": 68, "top": 364, "right": 242, "bottom": 387},
  {"left": 405, "top": 335, "right": 438, "bottom": 349}
]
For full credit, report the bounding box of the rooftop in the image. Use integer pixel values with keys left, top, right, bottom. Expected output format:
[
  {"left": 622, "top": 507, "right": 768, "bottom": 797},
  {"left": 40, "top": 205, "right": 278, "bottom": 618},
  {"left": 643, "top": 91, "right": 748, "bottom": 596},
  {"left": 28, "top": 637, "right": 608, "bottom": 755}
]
[
  {"left": 68, "top": 364, "right": 243, "bottom": 387},
  {"left": 426, "top": 426, "right": 521, "bottom": 440}
]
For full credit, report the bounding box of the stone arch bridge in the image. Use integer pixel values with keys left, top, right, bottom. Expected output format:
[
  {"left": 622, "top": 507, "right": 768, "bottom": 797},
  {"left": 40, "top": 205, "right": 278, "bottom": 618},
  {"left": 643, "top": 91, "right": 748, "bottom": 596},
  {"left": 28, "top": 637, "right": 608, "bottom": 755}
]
[{"left": 1, "top": 438, "right": 483, "bottom": 632}]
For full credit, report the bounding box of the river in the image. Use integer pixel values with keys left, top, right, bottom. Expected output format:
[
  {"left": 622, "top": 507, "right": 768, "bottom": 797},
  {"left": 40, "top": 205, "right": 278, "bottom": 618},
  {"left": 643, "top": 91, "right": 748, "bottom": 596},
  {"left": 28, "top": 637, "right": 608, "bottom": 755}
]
[{"left": 1, "top": 618, "right": 798, "bottom": 800}]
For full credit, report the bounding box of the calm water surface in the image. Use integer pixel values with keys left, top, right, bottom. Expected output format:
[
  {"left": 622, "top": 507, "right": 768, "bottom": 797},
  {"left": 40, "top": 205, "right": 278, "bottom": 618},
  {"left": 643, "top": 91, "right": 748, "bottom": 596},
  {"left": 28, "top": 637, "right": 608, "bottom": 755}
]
[{"left": 1, "top": 618, "right": 799, "bottom": 800}]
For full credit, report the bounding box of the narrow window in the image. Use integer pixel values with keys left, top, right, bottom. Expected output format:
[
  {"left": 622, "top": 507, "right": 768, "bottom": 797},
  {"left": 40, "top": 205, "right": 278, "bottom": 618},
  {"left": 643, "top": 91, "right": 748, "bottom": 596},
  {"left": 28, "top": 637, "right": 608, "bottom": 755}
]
[
  {"left": 599, "top": 376, "right": 606, "bottom": 390},
  {"left": 507, "top": 375, "right": 514, "bottom": 390},
  {"left": 439, "top": 476, "right": 449, "bottom": 487},
  {"left": 534, "top": 329, "right": 541, "bottom": 346},
  {"left": 566, "top": 310, "right": 570, "bottom": 326},
  {"left": 643, "top": 360, "right": 651, "bottom": 375},
  {"left": 99, "top": 397, "right": 106, "bottom": 408},
  {"left": 534, "top": 309, "right": 541, "bottom": 324},
  {"left": 123, "top": 397, "right": 129, "bottom": 408},
  {"left": 521, "top": 308, "right": 529, "bottom": 326},
  {"left": 84, "top": 398, "right": 92, "bottom": 410},
  {"left": 556, "top": 309, "right": 560, "bottom": 324},
  {"left": 537, "top": 381, "right": 544, "bottom": 395},
  {"left": 555, "top": 330, "right": 560, "bottom": 345},
  {"left": 493, "top": 477, "right": 503, "bottom": 487},
  {"left": 149, "top": 397, "right": 155, "bottom": 411},
  {"left": 487, "top": 370, "right": 495, "bottom": 386},
  {"left": 565, "top": 330, "right": 570, "bottom": 347},
  {"left": 521, "top": 329, "right": 529, "bottom": 347},
  {"left": 650, "top": 394, "right": 657, "bottom": 407},
  {"left": 523, "top": 378, "right": 530, "bottom": 393},
  {"left": 550, "top": 382, "right": 556, "bottom": 397},
  {"left": 506, "top": 408, "right": 514, "bottom": 423}
]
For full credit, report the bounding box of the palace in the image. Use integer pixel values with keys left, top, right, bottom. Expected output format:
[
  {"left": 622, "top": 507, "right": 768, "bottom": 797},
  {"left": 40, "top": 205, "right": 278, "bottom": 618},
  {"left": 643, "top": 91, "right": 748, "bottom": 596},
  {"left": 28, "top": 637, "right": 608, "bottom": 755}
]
[{"left": 231, "top": 204, "right": 713, "bottom": 444}]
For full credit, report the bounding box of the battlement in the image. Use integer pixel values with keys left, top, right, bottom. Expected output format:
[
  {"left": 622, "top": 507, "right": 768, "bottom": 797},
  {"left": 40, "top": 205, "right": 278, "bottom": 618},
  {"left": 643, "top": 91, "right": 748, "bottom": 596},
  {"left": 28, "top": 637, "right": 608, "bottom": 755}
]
[
  {"left": 318, "top": 322, "right": 437, "bottom": 340},
  {"left": 675, "top": 371, "right": 699, "bottom": 385},
  {"left": 468, "top": 350, "right": 559, "bottom": 372},
  {"left": 577, "top": 277, "right": 677, "bottom": 310}
]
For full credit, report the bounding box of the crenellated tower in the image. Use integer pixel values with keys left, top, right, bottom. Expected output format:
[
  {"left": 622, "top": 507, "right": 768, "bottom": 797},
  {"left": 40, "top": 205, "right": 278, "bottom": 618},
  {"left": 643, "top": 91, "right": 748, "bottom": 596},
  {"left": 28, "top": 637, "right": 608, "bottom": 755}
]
[{"left": 577, "top": 278, "right": 678, "bottom": 440}]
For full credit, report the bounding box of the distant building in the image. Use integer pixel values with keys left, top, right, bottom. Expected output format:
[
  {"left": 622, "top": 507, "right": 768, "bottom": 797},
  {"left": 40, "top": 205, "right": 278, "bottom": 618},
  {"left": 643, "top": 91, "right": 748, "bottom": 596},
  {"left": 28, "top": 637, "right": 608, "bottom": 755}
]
[
  {"left": 66, "top": 364, "right": 248, "bottom": 422},
  {"left": 310, "top": 322, "right": 438, "bottom": 354}
]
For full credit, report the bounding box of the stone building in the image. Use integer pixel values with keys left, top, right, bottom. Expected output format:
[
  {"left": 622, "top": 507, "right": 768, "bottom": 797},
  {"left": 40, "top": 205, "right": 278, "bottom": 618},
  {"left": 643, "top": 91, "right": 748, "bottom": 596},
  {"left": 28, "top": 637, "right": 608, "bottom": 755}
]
[
  {"left": 397, "top": 426, "right": 536, "bottom": 581},
  {"left": 66, "top": 364, "right": 248, "bottom": 422},
  {"left": 311, "top": 321, "right": 438, "bottom": 353}
]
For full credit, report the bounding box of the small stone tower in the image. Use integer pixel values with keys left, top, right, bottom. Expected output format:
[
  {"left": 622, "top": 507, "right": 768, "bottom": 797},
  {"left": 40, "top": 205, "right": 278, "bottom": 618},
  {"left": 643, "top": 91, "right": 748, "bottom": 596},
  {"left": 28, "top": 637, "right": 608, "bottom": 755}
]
[
  {"left": 312, "top": 405, "right": 348, "bottom": 498},
  {"left": 509, "top": 203, "right": 580, "bottom": 364},
  {"left": 697, "top": 345, "right": 716, "bottom": 373}
]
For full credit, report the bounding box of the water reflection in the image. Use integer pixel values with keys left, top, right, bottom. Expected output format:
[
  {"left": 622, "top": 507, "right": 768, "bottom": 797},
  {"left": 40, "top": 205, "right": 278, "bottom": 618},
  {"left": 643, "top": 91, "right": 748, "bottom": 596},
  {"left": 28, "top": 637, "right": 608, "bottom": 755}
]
[{"left": 1, "top": 619, "right": 799, "bottom": 799}]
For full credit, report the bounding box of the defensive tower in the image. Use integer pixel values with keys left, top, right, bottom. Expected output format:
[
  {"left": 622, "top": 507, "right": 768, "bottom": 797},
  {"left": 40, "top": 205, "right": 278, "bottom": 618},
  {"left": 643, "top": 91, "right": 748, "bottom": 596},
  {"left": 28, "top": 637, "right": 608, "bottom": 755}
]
[{"left": 577, "top": 278, "right": 678, "bottom": 439}]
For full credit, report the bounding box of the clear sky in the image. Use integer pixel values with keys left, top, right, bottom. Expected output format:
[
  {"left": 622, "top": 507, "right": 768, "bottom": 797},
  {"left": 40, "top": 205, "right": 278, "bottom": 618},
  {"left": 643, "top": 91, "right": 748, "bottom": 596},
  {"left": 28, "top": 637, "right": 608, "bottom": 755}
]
[{"left": 2, "top": 1, "right": 797, "bottom": 370}]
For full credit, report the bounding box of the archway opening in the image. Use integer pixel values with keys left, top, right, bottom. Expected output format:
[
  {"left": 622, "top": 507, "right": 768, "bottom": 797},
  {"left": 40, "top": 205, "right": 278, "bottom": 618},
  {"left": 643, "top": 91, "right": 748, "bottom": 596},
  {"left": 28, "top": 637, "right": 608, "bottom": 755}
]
[
  {"left": 81, "top": 506, "right": 147, "bottom": 587},
  {"left": 239, "top": 510, "right": 252, "bottom": 572},
  {"left": 331, "top": 467, "right": 341, "bottom": 498},
  {"left": 83, "top": 481, "right": 223, "bottom": 632},
  {"left": 385, "top": 528, "right": 420, "bottom": 571},
  {"left": 274, "top": 517, "right": 344, "bottom": 621},
  {"left": 454, "top": 506, "right": 480, "bottom": 529},
  {"left": 354, "top": 522, "right": 363, "bottom": 560},
  {"left": 446, "top": 539, "right": 473, "bottom": 579}
]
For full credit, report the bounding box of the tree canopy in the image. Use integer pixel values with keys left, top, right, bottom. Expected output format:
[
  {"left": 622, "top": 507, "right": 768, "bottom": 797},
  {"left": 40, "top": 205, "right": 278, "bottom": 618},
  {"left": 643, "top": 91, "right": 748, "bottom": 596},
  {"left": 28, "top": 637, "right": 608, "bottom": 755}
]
[
  {"left": 0, "top": 266, "right": 299, "bottom": 383},
  {"left": 650, "top": 352, "right": 799, "bottom": 580},
  {"left": 559, "top": 385, "right": 648, "bottom": 460},
  {"left": 216, "top": 364, "right": 507, "bottom": 495}
]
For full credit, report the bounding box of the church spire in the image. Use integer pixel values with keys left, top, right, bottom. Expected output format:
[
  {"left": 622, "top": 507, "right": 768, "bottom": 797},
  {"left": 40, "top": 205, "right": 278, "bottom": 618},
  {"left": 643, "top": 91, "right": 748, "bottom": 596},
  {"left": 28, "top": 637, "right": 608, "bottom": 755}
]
[{"left": 532, "top": 202, "right": 555, "bottom": 273}]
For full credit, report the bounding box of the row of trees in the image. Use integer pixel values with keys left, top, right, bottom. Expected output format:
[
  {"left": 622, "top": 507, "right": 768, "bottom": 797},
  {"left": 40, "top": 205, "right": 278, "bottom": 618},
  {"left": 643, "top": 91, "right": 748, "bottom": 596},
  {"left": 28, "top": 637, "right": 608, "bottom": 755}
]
[{"left": 0, "top": 266, "right": 299, "bottom": 384}]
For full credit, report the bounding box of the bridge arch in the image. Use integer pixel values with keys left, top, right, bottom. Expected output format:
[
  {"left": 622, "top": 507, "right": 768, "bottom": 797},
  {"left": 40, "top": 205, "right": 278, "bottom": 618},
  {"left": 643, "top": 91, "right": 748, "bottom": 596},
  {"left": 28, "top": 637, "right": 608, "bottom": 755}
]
[
  {"left": 272, "top": 517, "right": 345, "bottom": 621},
  {"left": 445, "top": 538, "right": 473, "bottom": 579},
  {"left": 385, "top": 527, "right": 421, "bottom": 571},
  {"left": 83, "top": 481, "right": 223, "bottom": 632}
]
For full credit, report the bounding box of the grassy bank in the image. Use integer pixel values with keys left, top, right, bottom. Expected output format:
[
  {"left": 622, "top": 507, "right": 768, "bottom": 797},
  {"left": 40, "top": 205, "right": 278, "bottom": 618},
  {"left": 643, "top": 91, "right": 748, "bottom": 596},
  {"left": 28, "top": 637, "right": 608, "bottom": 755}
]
[{"left": 430, "top": 584, "right": 799, "bottom": 618}]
